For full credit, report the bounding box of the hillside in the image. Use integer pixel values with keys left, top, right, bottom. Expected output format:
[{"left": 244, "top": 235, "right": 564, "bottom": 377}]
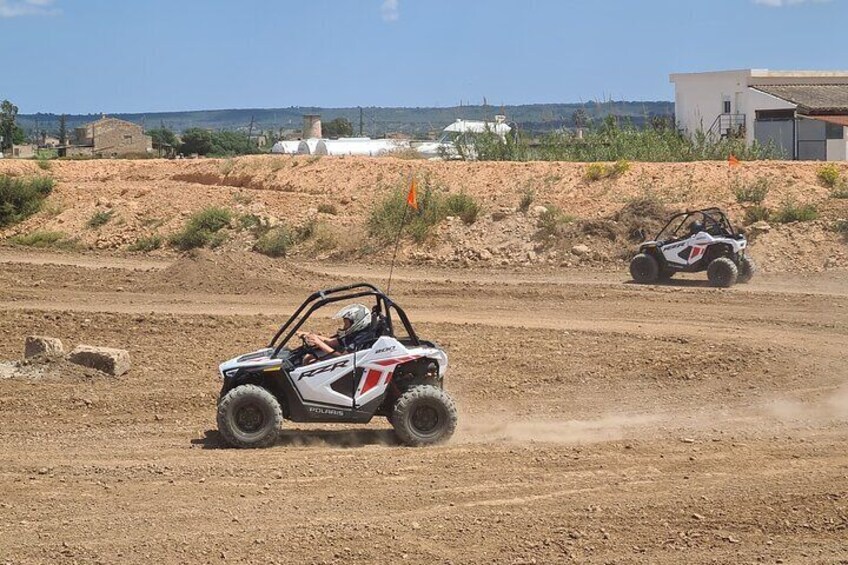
[
  {"left": 18, "top": 101, "right": 673, "bottom": 138},
  {"left": 1, "top": 156, "right": 846, "bottom": 274}
]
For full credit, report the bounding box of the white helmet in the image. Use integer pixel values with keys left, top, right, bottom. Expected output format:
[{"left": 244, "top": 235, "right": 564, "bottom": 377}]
[{"left": 333, "top": 304, "right": 371, "bottom": 337}]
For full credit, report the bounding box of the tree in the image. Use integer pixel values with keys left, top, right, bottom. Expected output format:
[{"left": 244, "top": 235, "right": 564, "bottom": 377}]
[
  {"left": 58, "top": 114, "right": 67, "bottom": 145},
  {"left": 572, "top": 108, "right": 589, "bottom": 130},
  {"left": 1, "top": 100, "right": 19, "bottom": 151},
  {"left": 323, "top": 117, "right": 354, "bottom": 139},
  {"left": 209, "top": 130, "right": 256, "bottom": 156},
  {"left": 148, "top": 127, "right": 177, "bottom": 151},
  {"left": 179, "top": 128, "right": 214, "bottom": 155}
]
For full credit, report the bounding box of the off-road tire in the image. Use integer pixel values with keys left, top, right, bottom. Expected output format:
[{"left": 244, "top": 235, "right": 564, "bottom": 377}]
[
  {"left": 707, "top": 256, "right": 738, "bottom": 288},
  {"left": 216, "top": 384, "right": 282, "bottom": 448},
  {"left": 391, "top": 385, "right": 457, "bottom": 447},
  {"left": 629, "top": 253, "right": 659, "bottom": 284},
  {"left": 658, "top": 268, "right": 675, "bottom": 281},
  {"left": 737, "top": 255, "right": 756, "bottom": 284}
]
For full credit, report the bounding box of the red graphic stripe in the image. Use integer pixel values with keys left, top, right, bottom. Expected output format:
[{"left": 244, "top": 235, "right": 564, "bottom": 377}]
[{"left": 360, "top": 369, "right": 383, "bottom": 395}]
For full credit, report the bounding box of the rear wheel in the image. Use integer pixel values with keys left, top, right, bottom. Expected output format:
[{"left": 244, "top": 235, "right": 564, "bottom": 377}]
[
  {"left": 391, "top": 385, "right": 457, "bottom": 447},
  {"left": 737, "top": 255, "right": 756, "bottom": 284},
  {"left": 707, "top": 256, "right": 738, "bottom": 288},
  {"left": 216, "top": 385, "right": 282, "bottom": 448},
  {"left": 629, "top": 253, "right": 659, "bottom": 284}
]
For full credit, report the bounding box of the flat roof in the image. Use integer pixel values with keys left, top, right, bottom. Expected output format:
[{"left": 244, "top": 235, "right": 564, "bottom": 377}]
[{"left": 670, "top": 69, "right": 848, "bottom": 82}]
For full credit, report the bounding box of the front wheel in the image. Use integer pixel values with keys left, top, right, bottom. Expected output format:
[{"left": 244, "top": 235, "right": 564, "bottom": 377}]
[
  {"left": 737, "top": 255, "right": 756, "bottom": 284},
  {"left": 216, "top": 385, "right": 282, "bottom": 448},
  {"left": 391, "top": 385, "right": 458, "bottom": 447},
  {"left": 629, "top": 253, "right": 659, "bottom": 284},
  {"left": 707, "top": 256, "right": 738, "bottom": 288}
]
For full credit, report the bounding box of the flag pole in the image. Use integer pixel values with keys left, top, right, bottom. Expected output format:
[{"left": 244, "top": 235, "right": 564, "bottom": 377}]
[
  {"left": 385, "top": 204, "right": 409, "bottom": 296},
  {"left": 386, "top": 175, "right": 417, "bottom": 296}
]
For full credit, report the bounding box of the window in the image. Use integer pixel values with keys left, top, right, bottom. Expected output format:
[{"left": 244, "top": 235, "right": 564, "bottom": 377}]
[
  {"left": 826, "top": 122, "right": 844, "bottom": 140},
  {"left": 723, "top": 100, "right": 731, "bottom": 113}
]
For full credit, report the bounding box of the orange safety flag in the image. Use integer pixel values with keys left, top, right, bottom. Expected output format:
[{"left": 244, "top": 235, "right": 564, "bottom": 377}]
[
  {"left": 406, "top": 177, "right": 418, "bottom": 210},
  {"left": 728, "top": 154, "right": 740, "bottom": 167}
]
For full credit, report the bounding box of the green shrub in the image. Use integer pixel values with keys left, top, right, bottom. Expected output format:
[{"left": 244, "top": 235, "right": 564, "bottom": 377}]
[
  {"left": 518, "top": 187, "right": 535, "bottom": 212},
  {"left": 744, "top": 205, "right": 771, "bottom": 225},
  {"left": 317, "top": 203, "right": 338, "bottom": 215},
  {"left": 830, "top": 184, "right": 848, "bottom": 199},
  {"left": 300, "top": 221, "right": 337, "bottom": 253},
  {"left": 585, "top": 160, "right": 630, "bottom": 182},
  {"left": 536, "top": 205, "right": 574, "bottom": 239},
  {"left": 127, "top": 235, "right": 163, "bottom": 252},
  {"left": 36, "top": 157, "right": 51, "bottom": 171},
  {"left": 191, "top": 207, "right": 232, "bottom": 232},
  {"left": 8, "top": 231, "right": 68, "bottom": 248},
  {"left": 444, "top": 192, "right": 480, "bottom": 225},
  {"left": 0, "top": 175, "right": 54, "bottom": 228},
  {"left": 734, "top": 177, "right": 770, "bottom": 204},
  {"left": 170, "top": 207, "right": 232, "bottom": 250},
  {"left": 585, "top": 163, "right": 606, "bottom": 181},
  {"left": 773, "top": 201, "right": 818, "bottom": 223},
  {"left": 611, "top": 160, "right": 631, "bottom": 177},
  {"left": 368, "top": 180, "right": 447, "bottom": 243},
  {"left": 237, "top": 213, "right": 263, "bottom": 232},
  {"left": 254, "top": 226, "right": 292, "bottom": 257},
  {"left": 86, "top": 210, "right": 114, "bottom": 228},
  {"left": 832, "top": 219, "right": 848, "bottom": 234},
  {"left": 817, "top": 164, "right": 841, "bottom": 188}
]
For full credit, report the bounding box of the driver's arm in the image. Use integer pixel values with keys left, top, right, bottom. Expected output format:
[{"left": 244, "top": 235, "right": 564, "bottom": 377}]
[{"left": 305, "top": 334, "right": 341, "bottom": 356}]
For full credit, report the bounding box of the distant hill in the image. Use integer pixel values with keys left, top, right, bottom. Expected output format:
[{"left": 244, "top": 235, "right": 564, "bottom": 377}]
[{"left": 18, "top": 101, "right": 673, "bottom": 138}]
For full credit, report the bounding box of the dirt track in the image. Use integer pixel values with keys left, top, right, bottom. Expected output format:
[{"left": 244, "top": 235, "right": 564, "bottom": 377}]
[{"left": 1, "top": 250, "right": 847, "bottom": 564}]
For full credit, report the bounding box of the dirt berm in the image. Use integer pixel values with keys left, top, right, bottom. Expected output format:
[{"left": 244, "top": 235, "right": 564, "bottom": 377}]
[{"left": 1, "top": 156, "right": 846, "bottom": 272}]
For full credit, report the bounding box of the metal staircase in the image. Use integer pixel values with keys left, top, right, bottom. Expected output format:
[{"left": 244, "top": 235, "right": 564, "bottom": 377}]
[{"left": 707, "top": 113, "right": 746, "bottom": 140}]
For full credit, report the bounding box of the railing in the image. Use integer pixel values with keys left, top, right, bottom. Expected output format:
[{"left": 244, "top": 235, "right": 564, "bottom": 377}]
[{"left": 707, "top": 113, "right": 746, "bottom": 140}]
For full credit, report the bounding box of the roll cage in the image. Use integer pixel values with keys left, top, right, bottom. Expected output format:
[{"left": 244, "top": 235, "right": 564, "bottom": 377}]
[
  {"left": 269, "top": 283, "right": 420, "bottom": 357},
  {"left": 655, "top": 207, "right": 736, "bottom": 243}
]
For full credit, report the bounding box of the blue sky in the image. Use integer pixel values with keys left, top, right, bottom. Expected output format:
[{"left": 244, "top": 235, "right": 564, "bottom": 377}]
[{"left": 1, "top": 0, "right": 845, "bottom": 114}]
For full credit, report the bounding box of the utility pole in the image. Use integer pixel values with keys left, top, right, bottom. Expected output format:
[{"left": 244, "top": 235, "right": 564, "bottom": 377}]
[
  {"left": 247, "top": 115, "right": 255, "bottom": 145},
  {"left": 359, "top": 106, "right": 363, "bottom": 137}
]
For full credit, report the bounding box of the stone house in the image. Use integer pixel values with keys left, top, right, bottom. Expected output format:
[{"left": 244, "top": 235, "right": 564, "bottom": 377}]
[{"left": 67, "top": 116, "right": 152, "bottom": 157}]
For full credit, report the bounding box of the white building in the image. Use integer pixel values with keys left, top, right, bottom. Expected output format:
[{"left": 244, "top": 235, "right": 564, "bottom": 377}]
[{"left": 670, "top": 69, "right": 848, "bottom": 160}]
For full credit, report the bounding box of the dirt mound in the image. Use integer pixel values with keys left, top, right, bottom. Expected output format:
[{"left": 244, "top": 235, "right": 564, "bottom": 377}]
[
  {"left": 1, "top": 156, "right": 846, "bottom": 273},
  {"left": 140, "top": 250, "right": 321, "bottom": 294}
]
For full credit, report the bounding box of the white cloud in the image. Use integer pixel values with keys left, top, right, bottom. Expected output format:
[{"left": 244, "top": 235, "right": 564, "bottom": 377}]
[
  {"left": 0, "top": 0, "right": 58, "bottom": 18},
  {"left": 753, "top": 0, "right": 830, "bottom": 6},
  {"left": 381, "top": 0, "right": 399, "bottom": 22}
]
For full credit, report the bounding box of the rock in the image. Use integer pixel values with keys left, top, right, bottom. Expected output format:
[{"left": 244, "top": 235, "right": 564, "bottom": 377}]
[
  {"left": 571, "top": 244, "right": 591, "bottom": 257},
  {"left": 24, "top": 336, "right": 64, "bottom": 359},
  {"left": 749, "top": 221, "right": 771, "bottom": 234},
  {"left": 67, "top": 345, "right": 131, "bottom": 376},
  {"left": 479, "top": 249, "right": 493, "bottom": 261},
  {"left": 531, "top": 205, "right": 548, "bottom": 217}
]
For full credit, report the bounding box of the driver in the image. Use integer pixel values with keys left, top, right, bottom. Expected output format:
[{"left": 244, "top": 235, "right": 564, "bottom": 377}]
[
  {"left": 298, "top": 304, "right": 373, "bottom": 365},
  {"left": 689, "top": 220, "right": 704, "bottom": 235}
]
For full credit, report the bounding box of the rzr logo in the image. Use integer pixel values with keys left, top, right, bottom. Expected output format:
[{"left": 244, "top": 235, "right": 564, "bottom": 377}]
[
  {"left": 299, "top": 360, "right": 350, "bottom": 379},
  {"left": 374, "top": 346, "right": 396, "bottom": 354}
]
